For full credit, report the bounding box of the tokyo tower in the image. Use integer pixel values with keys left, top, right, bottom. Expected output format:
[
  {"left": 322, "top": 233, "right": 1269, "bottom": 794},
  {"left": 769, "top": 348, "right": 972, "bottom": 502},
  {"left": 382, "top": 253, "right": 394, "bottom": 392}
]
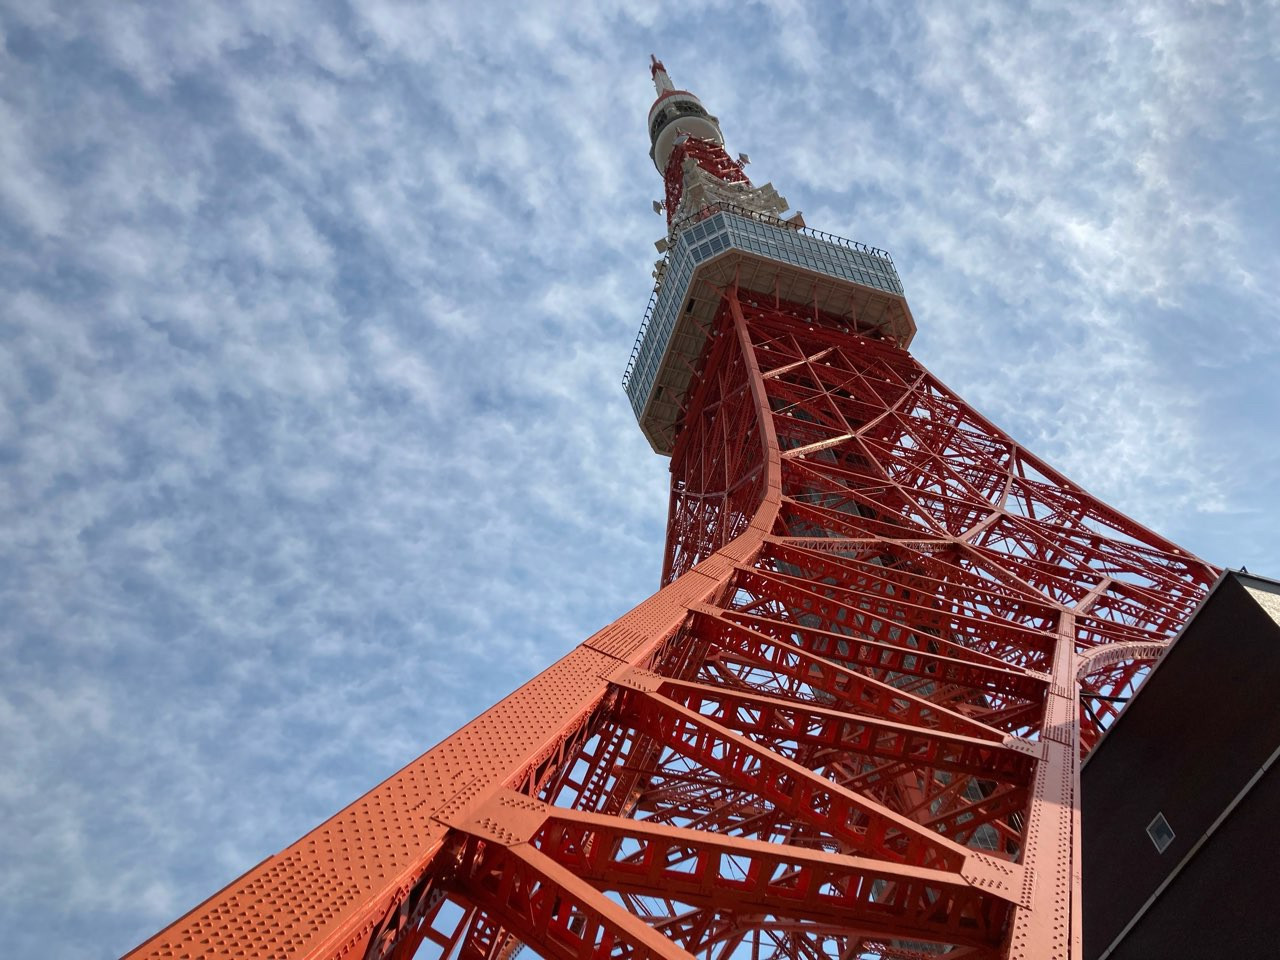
[{"left": 123, "top": 59, "right": 1219, "bottom": 960}]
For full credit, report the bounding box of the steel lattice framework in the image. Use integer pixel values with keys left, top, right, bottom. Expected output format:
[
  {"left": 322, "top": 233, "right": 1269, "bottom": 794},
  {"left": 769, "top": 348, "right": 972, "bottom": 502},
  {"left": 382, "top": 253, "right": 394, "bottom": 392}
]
[{"left": 122, "top": 60, "right": 1218, "bottom": 960}]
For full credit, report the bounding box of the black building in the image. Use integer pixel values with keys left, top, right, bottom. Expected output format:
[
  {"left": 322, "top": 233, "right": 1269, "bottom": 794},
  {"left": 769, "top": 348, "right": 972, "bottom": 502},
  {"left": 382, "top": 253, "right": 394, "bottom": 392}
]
[{"left": 1082, "top": 570, "right": 1280, "bottom": 958}]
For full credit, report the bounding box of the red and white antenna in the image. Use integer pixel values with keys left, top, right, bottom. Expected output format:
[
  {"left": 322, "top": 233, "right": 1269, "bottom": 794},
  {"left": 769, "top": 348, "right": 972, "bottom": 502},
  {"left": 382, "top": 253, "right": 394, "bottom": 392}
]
[
  {"left": 645, "top": 56, "right": 788, "bottom": 228},
  {"left": 649, "top": 54, "right": 675, "bottom": 95}
]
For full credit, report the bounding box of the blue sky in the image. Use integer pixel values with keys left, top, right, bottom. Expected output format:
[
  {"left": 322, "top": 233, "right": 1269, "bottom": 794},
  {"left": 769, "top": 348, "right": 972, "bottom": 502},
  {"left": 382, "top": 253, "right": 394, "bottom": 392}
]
[{"left": 1, "top": 2, "right": 1277, "bottom": 958}]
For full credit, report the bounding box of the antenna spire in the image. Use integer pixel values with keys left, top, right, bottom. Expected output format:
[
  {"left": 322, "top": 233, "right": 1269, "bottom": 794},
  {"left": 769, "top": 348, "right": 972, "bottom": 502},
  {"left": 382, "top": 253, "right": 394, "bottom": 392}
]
[{"left": 649, "top": 54, "right": 675, "bottom": 95}]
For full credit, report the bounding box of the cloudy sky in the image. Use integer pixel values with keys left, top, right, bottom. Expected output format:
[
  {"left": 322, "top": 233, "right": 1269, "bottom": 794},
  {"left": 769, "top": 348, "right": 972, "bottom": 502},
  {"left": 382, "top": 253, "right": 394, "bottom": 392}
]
[{"left": 1, "top": 2, "right": 1277, "bottom": 957}]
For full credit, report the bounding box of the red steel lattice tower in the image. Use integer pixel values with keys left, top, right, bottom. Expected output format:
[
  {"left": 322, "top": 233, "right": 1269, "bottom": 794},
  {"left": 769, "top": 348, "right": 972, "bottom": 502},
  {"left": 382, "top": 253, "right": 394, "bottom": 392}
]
[{"left": 123, "top": 59, "right": 1219, "bottom": 960}]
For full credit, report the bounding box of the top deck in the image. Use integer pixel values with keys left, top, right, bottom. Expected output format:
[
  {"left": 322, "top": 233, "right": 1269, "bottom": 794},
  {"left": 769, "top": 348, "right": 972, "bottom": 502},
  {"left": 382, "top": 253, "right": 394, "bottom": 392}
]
[{"left": 622, "top": 205, "right": 915, "bottom": 455}]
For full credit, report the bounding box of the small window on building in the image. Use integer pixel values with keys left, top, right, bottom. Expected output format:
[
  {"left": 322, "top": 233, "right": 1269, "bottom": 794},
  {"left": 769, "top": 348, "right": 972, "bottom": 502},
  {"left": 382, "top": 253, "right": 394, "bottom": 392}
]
[{"left": 1146, "top": 812, "right": 1175, "bottom": 853}]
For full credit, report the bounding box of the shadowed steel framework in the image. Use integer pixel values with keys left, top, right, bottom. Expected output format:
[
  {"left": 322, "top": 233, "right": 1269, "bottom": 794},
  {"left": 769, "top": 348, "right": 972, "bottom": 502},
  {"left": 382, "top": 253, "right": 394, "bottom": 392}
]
[{"left": 122, "top": 59, "right": 1218, "bottom": 960}]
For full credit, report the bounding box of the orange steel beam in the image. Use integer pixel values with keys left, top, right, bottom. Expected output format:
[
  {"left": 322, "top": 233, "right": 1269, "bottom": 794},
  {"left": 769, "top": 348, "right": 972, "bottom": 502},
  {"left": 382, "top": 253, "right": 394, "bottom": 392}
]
[{"left": 123, "top": 287, "right": 1216, "bottom": 960}]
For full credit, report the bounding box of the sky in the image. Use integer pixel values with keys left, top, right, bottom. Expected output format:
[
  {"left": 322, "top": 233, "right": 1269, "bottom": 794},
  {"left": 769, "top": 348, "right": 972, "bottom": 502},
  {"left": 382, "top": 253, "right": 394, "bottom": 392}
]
[{"left": 1, "top": 2, "right": 1277, "bottom": 958}]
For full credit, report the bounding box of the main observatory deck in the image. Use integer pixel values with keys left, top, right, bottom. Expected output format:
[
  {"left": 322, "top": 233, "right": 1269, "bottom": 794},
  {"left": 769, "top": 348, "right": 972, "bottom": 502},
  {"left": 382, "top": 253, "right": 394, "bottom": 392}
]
[{"left": 623, "top": 204, "right": 916, "bottom": 454}]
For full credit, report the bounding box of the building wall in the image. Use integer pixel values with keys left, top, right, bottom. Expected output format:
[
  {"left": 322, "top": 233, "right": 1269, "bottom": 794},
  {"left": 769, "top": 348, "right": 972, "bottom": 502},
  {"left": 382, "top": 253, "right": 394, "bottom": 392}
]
[{"left": 1081, "top": 572, "right": 1280, "bottom": 959}]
